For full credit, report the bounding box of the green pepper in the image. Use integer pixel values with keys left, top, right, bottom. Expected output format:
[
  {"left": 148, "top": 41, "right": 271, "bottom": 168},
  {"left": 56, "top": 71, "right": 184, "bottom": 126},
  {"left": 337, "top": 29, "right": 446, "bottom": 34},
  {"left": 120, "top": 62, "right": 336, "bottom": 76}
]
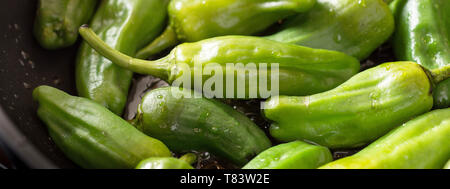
[
  {"left": 264, "top": 62, "right": 448, "bottom": 149},
  {"left": 136, "top": 154, "right": 196, "bottom": 169},
  {"left": 76, "top": 0, "right": 169, "bottom": 115},
  {"left": 135, "top": 0, "right": 316, "bottom": 59},
  {"left": 33, "top": 86, "right": 172, "bottom": 169},
  {"left": 444, "top": 160, "right": 450, "bottom": 169},
  {"left": 132, "top": 87, "right": 271, "bottom": 166},
  {"left": 391, "top": 0, "right": 450, "bottom": 109},
  {"left": 136, "top": 158, "right": 194, "bottom": 169},
  {"left": 434, "top": 79, "right": 450, "bottom": 109},
  {"left": 33, "top": 0, "right": 97, "bottom": 49},
  {"left": 242, "top": 141, "right": 332, "bottom": 169},
  {"left": 320, "top": 108, "right": 450, "bottom": 169},
  {"left": 79, "top": 26, "right": 360, "bottom": 98},
  {"left": 265, "top": 0, "right": 394, "bottom": 60}
]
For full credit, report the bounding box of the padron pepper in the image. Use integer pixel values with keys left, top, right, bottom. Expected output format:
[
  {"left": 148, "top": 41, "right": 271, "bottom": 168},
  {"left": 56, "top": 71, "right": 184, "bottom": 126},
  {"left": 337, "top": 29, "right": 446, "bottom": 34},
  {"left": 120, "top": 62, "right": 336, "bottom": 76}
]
[
  {"left": 243, "top": 141, "right": 333, "bottom": 169},
  {"left": 79, "top": 26, "right": 360, "bottom": 99},
  {"left": 132, "top": 87, "right": 272, "bottom": 166},
  {"left": 265, "top": 0, "right": 395, "bottom": 60},
  {"left": 136, "top": 154, "right": 197, "bottom": 169},
  {"left": 33, "top": 86, "right": 172, "bottom": 169},
  {"left": 135, "top": 0, "right": 317, "bottom": 59},
  {"left": 391, "top": 0, "right": 450, "bottom": 109},
  {"left": 264, "top": 61, "right": 449, "bottom": 149},
  {"left": 320, "top": 108, "right": 450, "bottom": 169},
  {"left": 445, "top": 160, "right": 450, "bottom": 169},
  {"left": 33, "top": 0, "right": 97, "bottom": 49},
  {"left": 76, "top": 0, "right": 169, "bottom": 115}
]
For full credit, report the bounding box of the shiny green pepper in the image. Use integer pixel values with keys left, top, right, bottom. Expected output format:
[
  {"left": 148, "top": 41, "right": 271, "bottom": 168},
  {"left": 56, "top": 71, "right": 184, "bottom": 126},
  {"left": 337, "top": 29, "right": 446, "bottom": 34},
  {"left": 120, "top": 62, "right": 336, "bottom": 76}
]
[
  {"left": 135, "top": 0, "right": 316, "bottom": 59},
  {"left": 434, "top": 79, "right": 450, "bottom": 109},
  {"left": 391, "top": 0, "right": 450, "bottom": 109},
  {"left": 444, "top": 160, "right": 450, "bottom": 169},
  {"left": 132, "top": 87, "right": 271, "bottom": 166},
  {"left": 243, "top": 141, "right": 332, "bottom": 169},
  {"left": 76, "top": 0, "right": 169, "bottom": 115},
  {"left": 136, "top": 158, "right": 194, "bottom": 169},
  {"left": 33, "top": 86, "right": 172, "bottom": 169},
  {"left": 320, "top": 108, "right": 450, "bottom": 169},
  {"left": 79, "top": 26, "right": 360, "bottom": 98},
  {"left": 264, "top": 62, "right": 439, "bottom": 149},
  {"left": 265, "top": 0, "right": 394, "bottom": 60},
  {"left": 33, "top": 0, "right": 97, "bottom": 49},
  {"left": 136, "top": 154, "right": 196, "bottom": 169}
]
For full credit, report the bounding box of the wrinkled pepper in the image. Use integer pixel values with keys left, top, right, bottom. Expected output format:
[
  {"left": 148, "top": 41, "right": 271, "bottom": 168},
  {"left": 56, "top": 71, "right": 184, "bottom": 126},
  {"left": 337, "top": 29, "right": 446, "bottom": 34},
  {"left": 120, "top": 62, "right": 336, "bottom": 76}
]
[
  {"left": 434, "top": 79, "right": 450, "bottom": 109},
  {"left": 391, "top": 0, "right": 450, "bottom": 109},
  {"left": 33, "top": 0, "right": 97, "bottom": 49},
  {"left": 265, "top": 0, "right": 394, "bottom": 60},
  {"left": 264, "top": 61, "right": 450, "bottom": 149},
  {"left": 76, "top": 0, "right": 169, "bottom": 115},
  {"left": 33, "top": 86, "right": 172, "bottom": 169},
  {"left": 243, "top": 141, "right": 332, "bottom": 169},
  {"left": 79, "top": 26, "right": 360, "bottom": 98},
  {"left": 132, "top": 87, "right": 272, "bottom": 166},
  {"left": 136, "top": 154, "right": 196, "bottom": 169},
  {"left": 320, "top": 108, "right": 450, "bottom": 169},
  {"left": 135, "top": 0, "right": 317, "bottom": 59}
]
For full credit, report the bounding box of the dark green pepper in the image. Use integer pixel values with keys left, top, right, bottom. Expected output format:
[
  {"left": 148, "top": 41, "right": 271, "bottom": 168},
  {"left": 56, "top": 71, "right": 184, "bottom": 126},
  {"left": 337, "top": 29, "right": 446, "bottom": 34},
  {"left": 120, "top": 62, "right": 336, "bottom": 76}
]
[
  {"left": 76, "top": 0, "right": 169, "bottom": 115},
  {"left": 320, "top": 108, "right": 450, "bottom": 169},
  {"left": 33, "top": 86, "right": 172, "bottom": 169},
  {"left": 33, "top": 0, "right": 97, "bottom": 49},
  {"left": 243, "top": 141, "right": 333, "bottom": 169},
  {"left": 135, "top": 0, "right": 316, "bottom": 59},
  {"left": 434, "top": 79, "right": 450, "bottom": 109},
  {"left": 136, "top": 154, "right": 196, "bottom": 169},
  {"left": 132, "top": 87, "right": 271, "bottom": 165},
  {"left": 265, "top": 0, "right": 395, "bottom": 60},
  {"left": 79, "top": 26, "right": 360, "bottom": 98},
  {"left": 391, "top": 0, "right": 450, "bottom": 109},
  {"left": 264, "top": 62, "right": 447, "bottom": 149}
]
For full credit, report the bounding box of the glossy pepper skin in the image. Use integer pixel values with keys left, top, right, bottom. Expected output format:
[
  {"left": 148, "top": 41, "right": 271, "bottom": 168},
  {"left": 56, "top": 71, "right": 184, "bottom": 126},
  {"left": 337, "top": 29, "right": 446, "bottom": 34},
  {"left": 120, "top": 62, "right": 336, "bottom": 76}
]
[
  {"left": 265, "top": 0, "right": 395, "bottom": 60},
  {"left": 391, "top": 0, "right": 450, "bottom": 109},
  {"left": 33, "top": 86, "right": 171, "bottom": 169},
  {"left": 136, "top": 158, "right": 194, "bottom": 169},
  {"left": 33, "top": 0, "right": 97, "bottom": 49},
  {"left": 445, "top": 160, "right": 450, "bottom": 169},
  {"left": 243, "top": 141, "right": 332, "bottom": 169},
  {"left": 76, "top": 0, "right": 169, "bottom": 115},
  {"left": 136, "top": 153, "right": 196, "bottom": 169},
  {"left": 133, "top": 87, "right": 272, "bottom": 165},
  {"left": 79, "top": 27, "right": 361, "bottom": 98},
  {"left": 135, "top": 0, "right": 316, "bottom": 59},
  {"left": 434, "top": 79, "right": 450, "bottom": 109},
  {"left": 320, "top": 108, "right": 450, "bottom": 169},
  {"left": 264, "top": 62, "right": 435, "bottom": 149}
]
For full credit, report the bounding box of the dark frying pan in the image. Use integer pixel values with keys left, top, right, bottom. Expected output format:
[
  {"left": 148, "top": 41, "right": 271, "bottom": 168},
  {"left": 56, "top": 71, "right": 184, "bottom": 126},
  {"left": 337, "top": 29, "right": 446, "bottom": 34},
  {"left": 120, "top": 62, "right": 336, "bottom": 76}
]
[{"left": 0, "top": 0, "right": 396, "bottom": 169}]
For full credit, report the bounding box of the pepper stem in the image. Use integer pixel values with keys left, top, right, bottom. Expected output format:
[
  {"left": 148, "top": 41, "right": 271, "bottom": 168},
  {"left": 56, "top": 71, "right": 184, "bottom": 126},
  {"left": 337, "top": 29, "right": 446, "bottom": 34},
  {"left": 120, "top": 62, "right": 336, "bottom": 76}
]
[
  {"left": 79, "top": 25, "right": 170, "bottom": 81},
  {"left": 136, "top": 26, "right": 179, "bottom": 59},
  {"left": 179, "top": 153, "right": 197, "bottom": 165}
]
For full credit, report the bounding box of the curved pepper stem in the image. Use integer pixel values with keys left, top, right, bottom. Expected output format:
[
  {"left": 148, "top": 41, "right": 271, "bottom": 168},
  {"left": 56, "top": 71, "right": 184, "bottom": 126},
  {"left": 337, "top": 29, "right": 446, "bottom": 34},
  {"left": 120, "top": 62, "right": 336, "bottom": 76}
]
[
  {"left": 179, "top": 153, "right": 197, "bottom": 165},
  {"left": 136, "top": 26, "right": 179, "bottom": 59},
  {"left": 79, "top": 25, "right": 170, "bottom": 81}
]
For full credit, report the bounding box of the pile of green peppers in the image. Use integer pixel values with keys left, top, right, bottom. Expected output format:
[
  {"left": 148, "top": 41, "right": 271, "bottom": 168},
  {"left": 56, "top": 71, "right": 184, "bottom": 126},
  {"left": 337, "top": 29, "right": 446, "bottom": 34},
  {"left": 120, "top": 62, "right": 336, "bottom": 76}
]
[{"left": 31, "top": 0, "right": 449, "bottom": 169}]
